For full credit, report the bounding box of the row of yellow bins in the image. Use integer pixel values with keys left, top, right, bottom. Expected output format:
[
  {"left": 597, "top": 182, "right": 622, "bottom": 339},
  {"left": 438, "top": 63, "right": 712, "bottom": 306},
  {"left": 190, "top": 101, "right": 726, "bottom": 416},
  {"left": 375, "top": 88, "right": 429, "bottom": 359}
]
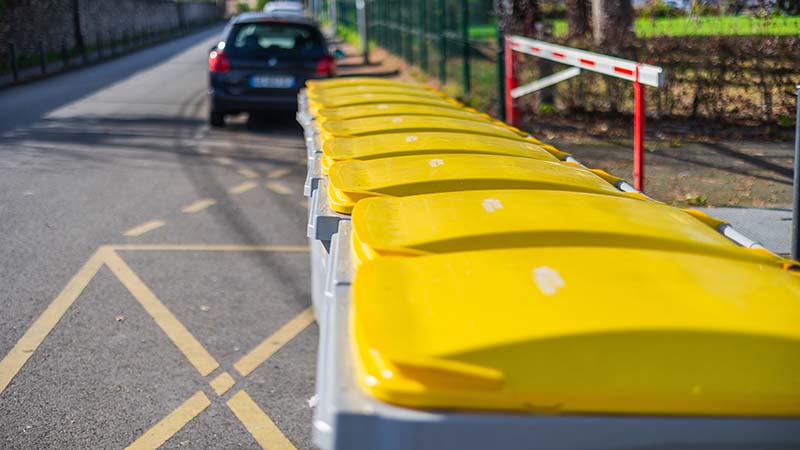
[{"left": 298, "top": 77, "right": 800, "bottom": 450}]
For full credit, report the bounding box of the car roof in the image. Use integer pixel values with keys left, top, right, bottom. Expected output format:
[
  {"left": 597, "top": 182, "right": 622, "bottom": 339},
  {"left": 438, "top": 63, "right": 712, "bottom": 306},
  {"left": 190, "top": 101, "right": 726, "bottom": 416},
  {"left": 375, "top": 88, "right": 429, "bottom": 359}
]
[
  {"left": 264, "top": 1, "right": 304, "bottom": 11},
  {"left": 232, "top": 11, "right": 318, "bottom": 26}
]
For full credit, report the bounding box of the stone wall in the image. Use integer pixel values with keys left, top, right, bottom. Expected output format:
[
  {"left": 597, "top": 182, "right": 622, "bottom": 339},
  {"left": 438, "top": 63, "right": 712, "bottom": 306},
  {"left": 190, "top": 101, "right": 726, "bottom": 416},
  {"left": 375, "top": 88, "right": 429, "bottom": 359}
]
[{"left": 0, "top": 0, "right": 221, "bottom": 69}]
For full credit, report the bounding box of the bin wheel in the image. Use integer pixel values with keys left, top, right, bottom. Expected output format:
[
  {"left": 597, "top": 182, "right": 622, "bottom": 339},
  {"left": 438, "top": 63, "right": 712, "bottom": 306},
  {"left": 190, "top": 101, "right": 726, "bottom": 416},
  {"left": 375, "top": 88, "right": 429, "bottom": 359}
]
[{"left": 210, "top": 110, "right": 226, "bottom": 128}]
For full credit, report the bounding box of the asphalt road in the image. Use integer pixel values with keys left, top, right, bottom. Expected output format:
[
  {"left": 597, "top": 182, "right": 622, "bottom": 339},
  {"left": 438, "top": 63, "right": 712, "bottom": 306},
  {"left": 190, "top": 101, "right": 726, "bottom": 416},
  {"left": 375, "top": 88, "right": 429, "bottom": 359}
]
[{"left": 0, "top": 26, "right": 318, "bottom": 449}]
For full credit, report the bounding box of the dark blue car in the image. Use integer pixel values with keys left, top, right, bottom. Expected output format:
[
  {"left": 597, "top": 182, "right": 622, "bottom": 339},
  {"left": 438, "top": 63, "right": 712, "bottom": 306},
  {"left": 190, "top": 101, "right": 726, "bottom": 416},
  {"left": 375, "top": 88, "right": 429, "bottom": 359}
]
[{"left": 208, "top": 12, "right": 335, "bottom": 127}]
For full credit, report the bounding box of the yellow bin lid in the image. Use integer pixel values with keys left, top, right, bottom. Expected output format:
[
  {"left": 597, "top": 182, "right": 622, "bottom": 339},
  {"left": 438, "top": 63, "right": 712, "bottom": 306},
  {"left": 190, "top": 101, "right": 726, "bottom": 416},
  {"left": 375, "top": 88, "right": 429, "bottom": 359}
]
[
  {"left": 320, "top": 115, "right": 525, "bottom": 142},
  {"left": 352, "top": 246, "right": 800, "bottom": 416},
  {"left": 350, "top": 190, "right": 763, "bottom": 264},
  {"left": 309, "top": 85, "right": 446, "bottom": 101},
  {"left": 327, "top": 154, "right": 623, "bottom": 214},
  {"left": 308, "top": 94, "right": 460, "bottom": 114},
  {"left": 316, "top": 103, "right": 491, "bottom": 123},
  {"left": 321, "top": 132, "right": 561, "bottom": 173},
  {"left": 306, "top": 77, "right": 421, "bottom": 89}
]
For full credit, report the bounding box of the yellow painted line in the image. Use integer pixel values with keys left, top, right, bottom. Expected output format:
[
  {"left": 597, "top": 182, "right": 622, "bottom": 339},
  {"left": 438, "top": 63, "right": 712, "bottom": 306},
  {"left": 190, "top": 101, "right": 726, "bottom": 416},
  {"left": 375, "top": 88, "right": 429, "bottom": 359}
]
[
  {"left": 267, "top": 168, "right": 291, "bottom": 179},
  {"left": 234, "top": 308, "right": 314, "bottom": 377},
  {"left": 111, "top": 245, "right": 309, "bottom": 252},
  {"left": 237, "top": 168, "right": 260, "bottom": 179},
  {"left": 125, "top": 391, "right": 210, "bottom": 450},
  {"left": 210, "top": 371, "right": 236, "bottom": 396},
  {"left": 226, "top": 390, "right": 297, "bottom": 450},
  {"left": 182, "top": 198, "right": 216, "bottom": 213},
  {"left": 228, "top": 181, "right": 257, "bottom": 195},
  {"left": 123, "top": 220, "right": 165, "bottom": 237},
  {"left": 266, "top": 181, "right": 292, "bottom": 196},
  {"left": 0, "top": 248, "right": 108, "bottom": 395},
  {"left": 104, "top": 250, "right": 220, "bottom": 376}
]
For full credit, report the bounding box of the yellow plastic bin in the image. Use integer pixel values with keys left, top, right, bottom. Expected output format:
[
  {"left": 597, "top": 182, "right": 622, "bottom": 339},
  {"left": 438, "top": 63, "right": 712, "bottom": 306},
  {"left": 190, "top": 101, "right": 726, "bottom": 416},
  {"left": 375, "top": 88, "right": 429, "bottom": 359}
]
[
  {"left": 320, "top": 115, "right": 526, "bottom": 144},
  {"left": 320, "top": 132, "right": 564, "bottom": 173},
  {"left": 315, "top": 103, "right": 492, "bottom": 124},
  {"left": 349, "top": 189, "right": 774, "bottom": 265},
  {"left": 306, "top": 77, "right": 423, "bottom": 90},
  {"left": 327, "top": 154, "right": 627, "bottom": 214},
  {"left": 308, "top": 94, "right": 461, "bottom": 115},
  {"left": 309, "top": 85, "right": 447, "bottom": 101},
  {"left": 351, "top": 245, "right": 800, "bottom": 416}
]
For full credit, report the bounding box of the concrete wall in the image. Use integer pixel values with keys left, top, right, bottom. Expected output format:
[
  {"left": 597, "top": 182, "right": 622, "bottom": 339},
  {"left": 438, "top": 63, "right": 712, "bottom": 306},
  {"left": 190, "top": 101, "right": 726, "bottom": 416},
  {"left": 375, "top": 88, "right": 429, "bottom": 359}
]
[{"left": 0, "top": 0, "right": 221, "bottom": 68}]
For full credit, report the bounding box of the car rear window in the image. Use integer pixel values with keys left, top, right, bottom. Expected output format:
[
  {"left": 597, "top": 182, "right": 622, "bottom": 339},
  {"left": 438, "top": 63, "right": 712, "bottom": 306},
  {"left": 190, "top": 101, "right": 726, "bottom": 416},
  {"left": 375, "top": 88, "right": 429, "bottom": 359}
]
[{"left": 227, "top": 23, "right": 325, "bottom": 57}]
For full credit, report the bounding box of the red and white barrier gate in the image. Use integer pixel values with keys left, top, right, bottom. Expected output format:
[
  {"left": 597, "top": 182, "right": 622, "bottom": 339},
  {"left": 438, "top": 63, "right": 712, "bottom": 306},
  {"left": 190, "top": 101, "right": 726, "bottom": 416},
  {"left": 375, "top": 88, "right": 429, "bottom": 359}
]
[{"left": 505, "top": 35, "right": 664, "bottom": 191}]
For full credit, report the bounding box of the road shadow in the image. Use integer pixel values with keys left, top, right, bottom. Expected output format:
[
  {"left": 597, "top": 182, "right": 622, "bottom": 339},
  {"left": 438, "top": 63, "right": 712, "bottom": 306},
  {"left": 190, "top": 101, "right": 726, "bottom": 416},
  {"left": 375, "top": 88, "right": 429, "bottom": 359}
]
[{"left": 0, "top": 26, "right": 223, "bottom": 134}]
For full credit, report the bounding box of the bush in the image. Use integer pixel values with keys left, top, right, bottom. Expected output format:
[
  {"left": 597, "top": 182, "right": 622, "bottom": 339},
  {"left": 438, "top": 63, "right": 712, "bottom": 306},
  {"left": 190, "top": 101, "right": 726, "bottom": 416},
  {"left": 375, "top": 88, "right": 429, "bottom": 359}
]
[
  {"left": 638, "top": 0, "right": 687, "bottom": 18},
  {"left": 236, "top": 1, "right": 251, "bottom": 13},
  {"left": 257, "top": 0, "right": 269, "bottom": 10}
]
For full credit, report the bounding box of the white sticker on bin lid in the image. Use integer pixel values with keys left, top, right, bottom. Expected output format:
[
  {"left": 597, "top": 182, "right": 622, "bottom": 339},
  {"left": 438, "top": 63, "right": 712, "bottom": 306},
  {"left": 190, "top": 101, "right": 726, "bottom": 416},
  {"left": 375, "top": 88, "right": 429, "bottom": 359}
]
[
  {"left": 482, "top": 198, "right": 503, "bottom": 213},
  {"left": 391, "top": 117, "right": 403, "bottom": 123},
  {"left": 532, "top": 266, "right": 564, "bottom": 296},
  {"left": 405, "top": 135, "right": 418, "bottom": 143},
  {"left": 428, "top": 159, "right": 444, "bottom": 168},
  {"left": 377, "top": 104, "right": 389, "bottom": 110}
]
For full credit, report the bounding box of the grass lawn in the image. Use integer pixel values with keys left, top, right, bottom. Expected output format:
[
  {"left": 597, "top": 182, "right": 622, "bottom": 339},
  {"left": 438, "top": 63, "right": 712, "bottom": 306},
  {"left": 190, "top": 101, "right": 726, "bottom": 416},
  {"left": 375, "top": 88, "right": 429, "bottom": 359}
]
[{"left": 469, "top": 15, "right": 800, "bottom": 40}]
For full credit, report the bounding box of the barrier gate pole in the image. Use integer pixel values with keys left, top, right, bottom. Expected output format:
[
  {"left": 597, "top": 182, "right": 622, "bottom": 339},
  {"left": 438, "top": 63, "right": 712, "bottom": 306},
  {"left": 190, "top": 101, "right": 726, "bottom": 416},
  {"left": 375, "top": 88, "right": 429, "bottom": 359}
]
[
  {"left": 504, "top": 36, "right": 519, "bottom": 127},
  {"left": 633, "top": 64, "right": 645, "bottom": 191}
]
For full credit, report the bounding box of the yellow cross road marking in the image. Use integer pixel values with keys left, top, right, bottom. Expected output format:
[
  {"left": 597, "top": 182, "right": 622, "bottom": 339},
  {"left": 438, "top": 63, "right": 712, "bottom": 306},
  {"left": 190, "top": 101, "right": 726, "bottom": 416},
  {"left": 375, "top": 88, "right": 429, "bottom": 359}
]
[
  {"left": 266, "top": 181, "right": 292, "bottom": 195},
  {"left": 0, "top": 245, "right": 311, "bottom": 450},
  {"left": 267, "top": 168, "right": 291, "bottom": 179},
  {"left": 104, "top": 250, "right": 220, "bottom": 377},
  {"left": 0, "top": 248, "right": 107, "bottom": 394},
  {"left": 238, "top": 168, "right": 260, "bottom": 179},
  {"left": 235, "top": 308, "right": 314, "bottom": 377},
  {"left": 210, "top": 371, "right": 236, "bottom": 396},
  {"left": 182, "top": 199, "right": 216, "bottom": 213},
  {"left": 228, "top": 181, "right": 257, "bottom": 195},
  {"left": 124, "top": 220, "right": 165, "bottom": 237},
  {"left": 124, "top": 391, "right": 211, "bottom": 450},
  {"left": 227, "top": 390, "right": 297, "bottom": 450}
]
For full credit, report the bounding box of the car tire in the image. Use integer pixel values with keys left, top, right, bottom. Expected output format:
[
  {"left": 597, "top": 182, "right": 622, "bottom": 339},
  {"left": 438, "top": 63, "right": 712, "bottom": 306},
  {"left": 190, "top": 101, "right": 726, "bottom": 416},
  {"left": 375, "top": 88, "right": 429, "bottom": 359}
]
[{"left": 210, "top": 110, "right": 226, "bottom": 128}]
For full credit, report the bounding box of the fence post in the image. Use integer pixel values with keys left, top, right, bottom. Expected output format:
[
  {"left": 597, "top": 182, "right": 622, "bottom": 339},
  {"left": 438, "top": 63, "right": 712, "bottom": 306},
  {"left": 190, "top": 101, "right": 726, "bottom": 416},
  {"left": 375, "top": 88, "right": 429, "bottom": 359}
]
[
  {"left": 418, "top": 0, "right": 427, "bottom": 72},
  {"left": 792, "top": 84, "right": 800, "bottom": 260},
  {"left": 38, "top": 40, "right": 47, "bottom": 74},
  {"left": 460, "top": 0, "right": 470, "bottom": 96},
  {"left": 61, "top": 40, "right": 69, "bottom": 68},
  {"left": 9, "top": 42, "right": 18, "bottom": 82},
  {"left": 496, "top": 1, "right": 505, "bottom": 121},
  {"left": 357, "top": 0, "right": 370, "bottom": 64},
  {"left": 633, "top": 65, "right": 645, "bottom": 191},
  {"left": 97, "top": 32, "right": 103, "bottom": 59},
  {"left": 437, "top": 0, "right": 446, "bottom": 84},
  {"left": 503, "top": 36, "right": 519, "bottom": 126}
]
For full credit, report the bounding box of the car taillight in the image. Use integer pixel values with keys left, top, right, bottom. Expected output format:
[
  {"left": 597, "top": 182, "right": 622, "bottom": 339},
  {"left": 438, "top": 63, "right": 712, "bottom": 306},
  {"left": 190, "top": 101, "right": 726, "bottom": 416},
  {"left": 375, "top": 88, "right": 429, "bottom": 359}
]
[
  {"left": 209, "top": 50, "right": 230, "bottom": 73},
  {"left": 315, "top": 55, "right": 335, "bottom": 77}
]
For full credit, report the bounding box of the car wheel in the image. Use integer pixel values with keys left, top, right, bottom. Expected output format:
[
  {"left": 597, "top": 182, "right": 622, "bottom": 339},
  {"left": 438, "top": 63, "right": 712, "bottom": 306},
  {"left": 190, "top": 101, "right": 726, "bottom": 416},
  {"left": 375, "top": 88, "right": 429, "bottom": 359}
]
[{"left": 210, "top": 110, "right": 226, "bottom": 128}]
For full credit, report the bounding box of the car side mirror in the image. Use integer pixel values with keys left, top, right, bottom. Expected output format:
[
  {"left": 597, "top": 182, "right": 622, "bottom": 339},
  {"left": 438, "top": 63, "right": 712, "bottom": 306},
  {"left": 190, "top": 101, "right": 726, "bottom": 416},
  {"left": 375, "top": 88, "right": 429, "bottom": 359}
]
[{"left": 334, "top": 48, "right": 345, "bottom": 59}]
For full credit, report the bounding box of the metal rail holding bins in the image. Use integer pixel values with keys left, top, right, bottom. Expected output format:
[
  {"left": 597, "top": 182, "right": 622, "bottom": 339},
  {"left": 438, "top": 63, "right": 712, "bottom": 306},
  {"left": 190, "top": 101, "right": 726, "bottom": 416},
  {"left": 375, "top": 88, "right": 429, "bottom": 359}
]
[{"left": 298, "top": 77, "right": 800, "bottom": 450}]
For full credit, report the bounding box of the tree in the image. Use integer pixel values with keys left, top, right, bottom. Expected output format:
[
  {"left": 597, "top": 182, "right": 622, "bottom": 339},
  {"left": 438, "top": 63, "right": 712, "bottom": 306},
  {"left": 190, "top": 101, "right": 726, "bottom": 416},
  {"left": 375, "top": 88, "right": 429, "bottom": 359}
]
[
  {"left": 497, "top": 0, "right": 541, "bottom": 37},
  {"left": 566, "top": 0, "right": 592, "bottom": 39},
  {"left": 71, "top": 0, "right": 85, "bottom": 57},
  {"left": 591, "top": 0, "right": 633, "bottom": 48}
]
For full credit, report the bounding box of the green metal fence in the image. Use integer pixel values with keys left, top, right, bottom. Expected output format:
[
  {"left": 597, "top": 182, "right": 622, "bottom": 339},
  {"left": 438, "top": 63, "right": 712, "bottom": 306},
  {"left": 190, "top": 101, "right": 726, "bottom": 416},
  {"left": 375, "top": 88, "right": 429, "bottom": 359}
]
[{"left": 324, "top": 0, "right": 500, "bottom": 113}]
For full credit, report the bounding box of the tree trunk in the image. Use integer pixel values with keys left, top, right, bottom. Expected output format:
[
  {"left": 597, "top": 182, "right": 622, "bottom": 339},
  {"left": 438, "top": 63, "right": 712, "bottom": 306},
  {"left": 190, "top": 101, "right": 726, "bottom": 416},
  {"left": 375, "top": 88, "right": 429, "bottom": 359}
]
[
  {"left": 566, "top": 0, "right": 592, "bottom": 39},
  {"left": 71, "top": 0, "right": 84, "bottom": 55},
  {"left": 498, "top": 0, "right": 540, "bottom": 37},
  {"left": 591, "top": 0, "right": 633, "bottom": 49}
]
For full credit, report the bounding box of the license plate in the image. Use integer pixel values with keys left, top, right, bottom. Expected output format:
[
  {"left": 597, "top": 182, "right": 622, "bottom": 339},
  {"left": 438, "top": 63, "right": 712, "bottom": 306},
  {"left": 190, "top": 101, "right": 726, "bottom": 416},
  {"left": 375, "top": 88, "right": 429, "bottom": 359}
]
[{"left": 250, "top": 75, "right": 294, "bottom": 89}]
